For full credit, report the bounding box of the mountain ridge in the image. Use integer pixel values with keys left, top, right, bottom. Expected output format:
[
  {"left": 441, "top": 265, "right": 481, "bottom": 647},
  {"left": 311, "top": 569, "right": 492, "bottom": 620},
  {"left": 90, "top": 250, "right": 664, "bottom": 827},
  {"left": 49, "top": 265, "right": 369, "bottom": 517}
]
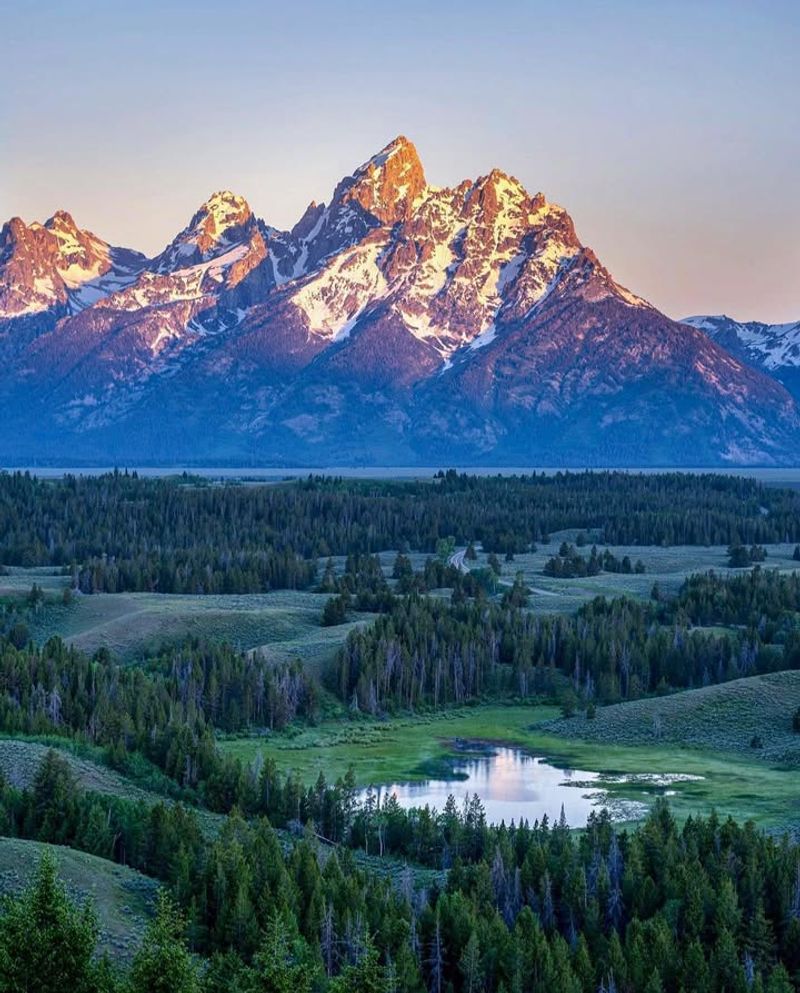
[
  {"left": 1, "top": 137, "right": 798, "bottom": 467},
  {"left": 683, "top": 314, "right": 800, "bottom": 403}
]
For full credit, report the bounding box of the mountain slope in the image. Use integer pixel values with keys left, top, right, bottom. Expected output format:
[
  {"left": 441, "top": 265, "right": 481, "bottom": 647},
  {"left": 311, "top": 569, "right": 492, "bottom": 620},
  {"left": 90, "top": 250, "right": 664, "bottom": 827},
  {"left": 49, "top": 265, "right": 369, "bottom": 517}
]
[
  {"left": 419, "top": 273, "right": 797, "bottom": 465},
  {"left": 683, "top": 314, "right": 800, "bottom": 401},
  {"left": 0, "top": 137, "right": 798, "bottom": 466}
]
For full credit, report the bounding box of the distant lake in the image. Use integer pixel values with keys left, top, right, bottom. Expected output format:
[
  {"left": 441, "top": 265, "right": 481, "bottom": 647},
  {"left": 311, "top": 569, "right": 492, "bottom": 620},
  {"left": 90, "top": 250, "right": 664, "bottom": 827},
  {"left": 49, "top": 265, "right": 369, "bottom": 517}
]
[
  {"left": 8, "top": 465, "right": 800, "bottom": 484},
  {"left": 360, "top": 745, "right": 653, "bottom": 827}
]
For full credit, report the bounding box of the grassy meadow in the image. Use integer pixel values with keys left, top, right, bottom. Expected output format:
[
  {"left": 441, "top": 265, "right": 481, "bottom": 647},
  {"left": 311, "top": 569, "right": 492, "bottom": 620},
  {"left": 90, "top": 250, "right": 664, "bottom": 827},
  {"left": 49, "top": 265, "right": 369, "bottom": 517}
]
[
  {"left": 544, "top": 670, "right": 800, "bottom": 762},
  {"left": 460, "top": 534, "right": 800, "bottom": 613},
  {"left": 13, "top": 577, "right": 370, "bottom": 670},
  {"left": 219, "top": 701, "right": 800, "bottom": 834},
  {"left": 7, "top": 539, "right": 799, "bottom": 663}
]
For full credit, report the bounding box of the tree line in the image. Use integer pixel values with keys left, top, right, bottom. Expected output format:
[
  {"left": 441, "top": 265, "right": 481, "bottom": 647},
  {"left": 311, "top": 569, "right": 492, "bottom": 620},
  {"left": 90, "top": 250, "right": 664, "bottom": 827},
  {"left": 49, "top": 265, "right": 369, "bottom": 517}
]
[
  {"left": 2, "top": 469, "right": 800, "bottom": 592},
  {"left": 334, "top": 571, "right": 798, "bottom": 713},
  {"left": 0, "top": 634, "right": 317, "bottom": 793}
]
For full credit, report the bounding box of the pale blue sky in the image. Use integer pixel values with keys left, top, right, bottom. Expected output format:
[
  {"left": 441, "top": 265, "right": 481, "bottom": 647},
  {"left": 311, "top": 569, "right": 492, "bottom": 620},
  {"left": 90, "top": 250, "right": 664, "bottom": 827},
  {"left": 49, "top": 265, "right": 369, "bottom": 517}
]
[{"left": 2, "top": 0, "right": 798, "bottom": 321}]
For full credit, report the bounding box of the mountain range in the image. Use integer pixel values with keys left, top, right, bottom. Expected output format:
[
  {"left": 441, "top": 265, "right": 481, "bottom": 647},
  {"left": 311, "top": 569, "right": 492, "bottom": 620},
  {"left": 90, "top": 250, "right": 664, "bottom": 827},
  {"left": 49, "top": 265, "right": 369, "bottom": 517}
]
[{"left": 1, "top": 136, "right": 798, "bottom": 467}]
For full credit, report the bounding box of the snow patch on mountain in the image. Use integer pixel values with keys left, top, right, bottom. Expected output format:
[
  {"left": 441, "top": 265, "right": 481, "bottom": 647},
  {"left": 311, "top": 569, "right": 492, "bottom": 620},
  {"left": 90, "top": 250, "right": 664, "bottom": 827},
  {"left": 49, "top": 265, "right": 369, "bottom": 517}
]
[
  {"left": 469, "top": 324, "right": 497, "bottom": 350},
  {"left": 100, "top": 244, "right": 251, "bottom": 312},
  {"left": 291, "top": 240, "right": 389, "bottom": 338},
  {"left": 154, "top": 191, "right": 255, "bottom": 273},
  {"left": 0, "top": 212, "right": 147, "bottom": 319}
]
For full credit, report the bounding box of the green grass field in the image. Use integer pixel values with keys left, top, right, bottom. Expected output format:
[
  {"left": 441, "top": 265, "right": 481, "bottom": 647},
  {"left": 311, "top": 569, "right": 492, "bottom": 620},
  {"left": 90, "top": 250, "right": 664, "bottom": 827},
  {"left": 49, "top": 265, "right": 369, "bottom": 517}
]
[
  {"left": 220, "top": 702, "right": 800, "bottom": 833},
  {"left": 0, "top": 838, "right": 157, "bottom": 961},
  {"left": 0, "top": 738, "right": 166, "bottom": 801},
  {"left": 0, "top": 565, "right": 70, "bottom": 597},
  {"left": 221, "top": 704, "right": 560, "bottom": 784}
]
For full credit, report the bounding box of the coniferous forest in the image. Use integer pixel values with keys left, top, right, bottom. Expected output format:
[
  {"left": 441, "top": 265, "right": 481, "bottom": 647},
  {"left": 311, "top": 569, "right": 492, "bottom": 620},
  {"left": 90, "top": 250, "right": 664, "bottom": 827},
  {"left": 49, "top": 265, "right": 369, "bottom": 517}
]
[
  {"left": 2, "top": 470, "right": 800, "bottom": 590},
  {"left": 0, "top": 470, "right": 800, "bottom": 991}
]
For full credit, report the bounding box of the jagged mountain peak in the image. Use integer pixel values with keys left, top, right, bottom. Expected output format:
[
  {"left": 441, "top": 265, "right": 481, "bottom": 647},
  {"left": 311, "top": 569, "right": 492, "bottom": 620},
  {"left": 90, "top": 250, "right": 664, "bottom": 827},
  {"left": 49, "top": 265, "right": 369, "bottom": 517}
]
[
  {"left": 356, "top": 135, "right": 423, "bottom": 178},
  {"left": 372, "top": 133, "right": 416, "bottom": 159},
  {"left": 154, "top": 189, "right": 258, "bottom": 274},
  {"left": 44, "top": 209, "right": 81, "bottom": 232},
  {"left": 475, "top": 167, "right": 526, "bottom": 193},
  {"left": 42, "top": 212, "right": 114, "bottom": 287},
  {"left": 1, "top": 216, "right": 32, "bottom": 246},
  {"left": 0, "top": 210, "right": 147, "bottom": 320},
  {"left": 0, "top": 216, "right": 65, "bottom": 318},
  {"left": 197, "top": 190, "right": 252, "bottom": 226},
  {"left": 334, "top": 134, "right": 427, "bottom": 225},
  {"left": 290, "top": 201, "right": 326, "bottom": 241},
  {"left": 269, "top": 138, "right": 429, "bottom": 283}
]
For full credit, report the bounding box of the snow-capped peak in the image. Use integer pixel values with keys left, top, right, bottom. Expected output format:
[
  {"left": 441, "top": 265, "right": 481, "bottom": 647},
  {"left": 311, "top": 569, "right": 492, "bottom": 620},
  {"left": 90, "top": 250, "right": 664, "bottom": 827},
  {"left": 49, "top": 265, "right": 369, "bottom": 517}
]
[
  {"left": 154, "top": 190, "right": 256, "bottom": 274},
  {"left": 356, "top": 135, "right": 418, "bottom": 174},
  {"left": 0, "top": 212, "right": 147, "bottom": 319},
  {"left": 198, "top": 190, "right": 252, "bottom": 235},
  {"left": 45, "top": 209, "right": 80, "bottom": 234}
]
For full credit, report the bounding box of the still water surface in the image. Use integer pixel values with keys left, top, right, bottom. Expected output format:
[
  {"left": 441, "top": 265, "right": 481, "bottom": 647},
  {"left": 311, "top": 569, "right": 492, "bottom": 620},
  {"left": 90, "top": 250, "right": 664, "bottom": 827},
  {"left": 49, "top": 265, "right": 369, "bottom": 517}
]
[
  {"left": 362, "top": 746, "right": 639, "bottom": 827},
  {"left": 12, "top": 466, "right": 800, "bottom": 483}
]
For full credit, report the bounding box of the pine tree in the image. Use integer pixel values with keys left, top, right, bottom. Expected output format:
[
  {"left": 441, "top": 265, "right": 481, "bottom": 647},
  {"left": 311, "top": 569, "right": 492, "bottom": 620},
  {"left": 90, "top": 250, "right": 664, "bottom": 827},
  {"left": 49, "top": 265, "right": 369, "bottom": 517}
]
[
  {"left": 765, "top": 964, "right": 793, "bottom": 993},
  {"left": 0, "top": 850, "right": 100, "bottom": 993},
  {"left": 329, "top": 933, "right": 388, "bottom": 993},
  {"left": 459, "top": 931, "right": 484, "bottom": 993},
  {"left": 250, "top": 910, "right": 315, "bottom": 993},
  {"left": 129, "top": 891, "right": 199, "bottom": 993},
  {"left": 642, "top": 970, "right": 664, "bottom": 993}
]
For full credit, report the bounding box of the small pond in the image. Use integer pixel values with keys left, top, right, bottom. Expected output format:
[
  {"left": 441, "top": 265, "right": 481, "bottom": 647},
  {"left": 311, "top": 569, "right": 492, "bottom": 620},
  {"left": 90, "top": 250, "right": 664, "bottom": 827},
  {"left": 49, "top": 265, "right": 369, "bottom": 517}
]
[{"left": 362, "top": 745, "right": 698, "bottom": 827}]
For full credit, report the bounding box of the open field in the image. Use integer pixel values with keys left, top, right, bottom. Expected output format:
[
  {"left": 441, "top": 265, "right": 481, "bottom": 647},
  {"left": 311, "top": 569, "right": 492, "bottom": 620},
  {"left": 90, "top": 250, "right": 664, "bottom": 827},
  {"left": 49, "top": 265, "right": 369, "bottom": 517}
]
[
  {"left": 0, "top": 738, "right": 168, "bottom": 801},
  {"left": 10, "top": 540, "right": 799, "bottom": 665},
  {"left": 0, "top": 565, "right": 70, "bottom": 597},
  {"left": 18, "top": 581, "right": 371, "bottom": 670},
  {"left": 458, "top": 536, "right": 800, "bottom": 613},
  {"left": 220, "top": 702, "right": 800, "bottom": 833},
  {"left": 0, "top": 838, "right": 157, "bottom": 961}
]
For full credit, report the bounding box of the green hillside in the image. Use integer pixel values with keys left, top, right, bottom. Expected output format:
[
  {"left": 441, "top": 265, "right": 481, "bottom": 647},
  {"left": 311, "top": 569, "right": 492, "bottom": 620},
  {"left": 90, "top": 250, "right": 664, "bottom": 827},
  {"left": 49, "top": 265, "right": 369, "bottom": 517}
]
[
  {"left": 0, "top": 838, "right": 157, "bottom": 961},
  {"left": 545, "top": 670, "right": 800, "bottom": 763}
]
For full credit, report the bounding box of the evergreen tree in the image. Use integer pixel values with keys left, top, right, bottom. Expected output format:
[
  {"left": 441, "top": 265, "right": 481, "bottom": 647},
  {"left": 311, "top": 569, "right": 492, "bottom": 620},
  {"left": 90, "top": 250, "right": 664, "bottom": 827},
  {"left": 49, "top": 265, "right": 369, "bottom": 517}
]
[
  {"left": 329, "top": 934, "right": 388, "bottom": 993},
  {"left": 459, "top": 931, "right": 484, "bottom": 993},
  {"left": 0, "top": 850, "right": 100, "bottom": 993},
  {"left": 129, "top": 892, "right": 199, "bottom": 993},
  {"left": 250, "top": 910, "right": 315, "bottom": 993}
]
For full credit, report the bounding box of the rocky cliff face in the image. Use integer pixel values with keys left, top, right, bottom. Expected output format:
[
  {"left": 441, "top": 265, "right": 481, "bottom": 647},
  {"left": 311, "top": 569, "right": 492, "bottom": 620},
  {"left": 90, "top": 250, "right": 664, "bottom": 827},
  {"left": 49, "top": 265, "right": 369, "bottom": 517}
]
[
  {"left": 1, "top": 137, "right": 797, "bottom": 466},
  {"left": 0, "top": 211, "right": 146, "bottom": 319}
]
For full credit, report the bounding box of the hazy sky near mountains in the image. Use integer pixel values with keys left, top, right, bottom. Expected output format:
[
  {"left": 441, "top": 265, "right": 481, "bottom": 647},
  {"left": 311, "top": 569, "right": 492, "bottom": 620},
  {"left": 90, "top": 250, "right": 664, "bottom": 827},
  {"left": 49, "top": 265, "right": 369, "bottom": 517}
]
[{"left": 2, "top": 0, "right": 798, "bottom": 323}]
